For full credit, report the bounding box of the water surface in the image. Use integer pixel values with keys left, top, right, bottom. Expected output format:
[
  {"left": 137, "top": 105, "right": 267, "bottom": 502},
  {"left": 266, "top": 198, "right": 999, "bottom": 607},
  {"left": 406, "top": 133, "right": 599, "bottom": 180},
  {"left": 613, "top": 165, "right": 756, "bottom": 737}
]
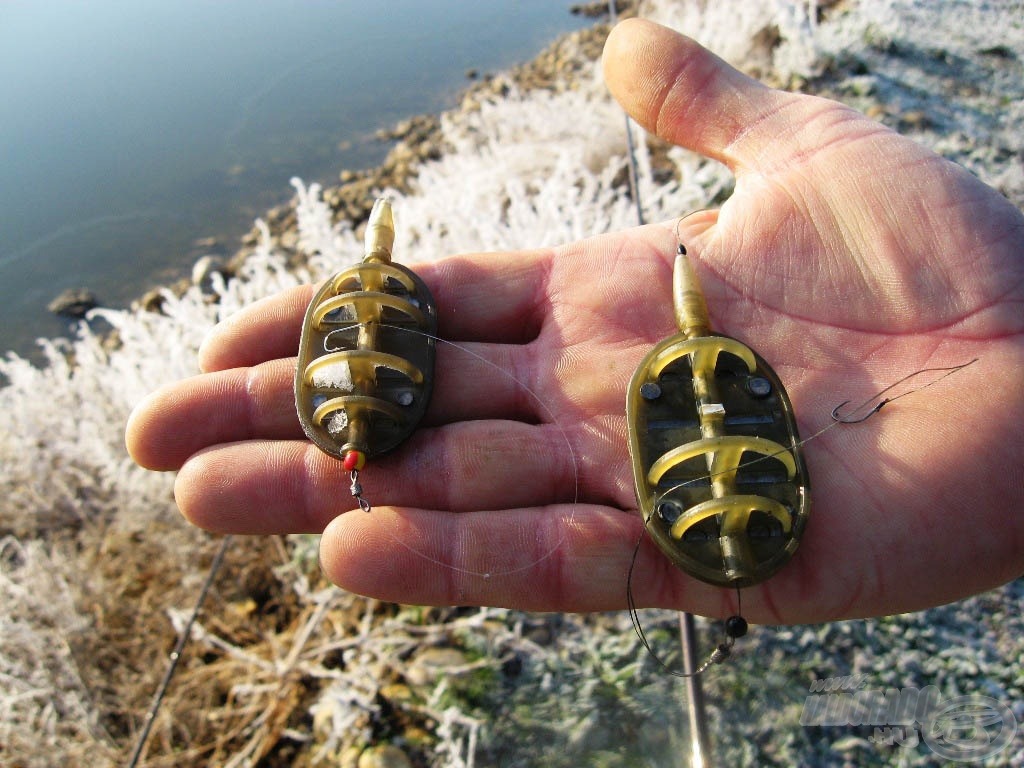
[{"left": 0, "top": 1, "right": 587, "bottom": 359}]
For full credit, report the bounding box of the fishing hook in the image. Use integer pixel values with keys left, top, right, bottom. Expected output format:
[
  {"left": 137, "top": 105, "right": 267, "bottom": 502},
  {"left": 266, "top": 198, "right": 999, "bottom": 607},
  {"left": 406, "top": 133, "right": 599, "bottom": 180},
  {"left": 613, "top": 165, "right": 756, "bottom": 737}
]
[{"left": 830, "top": 398, "right": 889, "bottom": 424}]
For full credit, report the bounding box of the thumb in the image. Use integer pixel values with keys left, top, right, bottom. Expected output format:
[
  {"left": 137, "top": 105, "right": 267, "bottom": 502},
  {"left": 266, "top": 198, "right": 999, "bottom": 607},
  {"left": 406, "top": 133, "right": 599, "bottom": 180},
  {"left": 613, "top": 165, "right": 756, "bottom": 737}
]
[{"left": 602, "top": 18, "right": 801, "bottom": 171}]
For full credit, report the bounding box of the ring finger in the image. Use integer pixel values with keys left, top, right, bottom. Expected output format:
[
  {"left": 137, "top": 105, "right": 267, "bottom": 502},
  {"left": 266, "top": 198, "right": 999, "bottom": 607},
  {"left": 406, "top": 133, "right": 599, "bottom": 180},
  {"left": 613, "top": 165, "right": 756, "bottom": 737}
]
[{"left": 174, "top": 418, "right": 581, "bottom": 534}]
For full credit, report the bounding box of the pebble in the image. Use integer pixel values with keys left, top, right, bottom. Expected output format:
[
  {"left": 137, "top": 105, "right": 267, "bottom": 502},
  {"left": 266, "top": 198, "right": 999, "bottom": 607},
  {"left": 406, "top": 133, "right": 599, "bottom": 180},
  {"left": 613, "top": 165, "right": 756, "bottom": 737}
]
[
  {"left": 405, "top": 646, "right": 469, "bottom": 686},
  {"left": 191, "top": 255, "right": 223, "bottom": 291},
  {"left": 357, "top": 745, "right": 412, "bottom": 768},
  {"left": 47, "top": 287, "right": 98, "bottom": 318},
  {"left": 134, "top": 288, "right": 166, "bottom": 314},
  {"left": 192, "top": 236, "right": 222, "bottom": 250}
]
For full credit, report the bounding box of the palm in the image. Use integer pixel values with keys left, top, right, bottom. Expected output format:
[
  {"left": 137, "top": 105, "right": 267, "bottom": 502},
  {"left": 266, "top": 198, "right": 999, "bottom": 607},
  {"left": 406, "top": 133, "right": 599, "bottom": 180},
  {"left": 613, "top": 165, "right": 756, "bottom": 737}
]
[
  {"left": 656, "top": 128, "right": 1024, "bottom": 622},
  {"left": 127, "top": 19, "right": 1024, "bottom": 623}
]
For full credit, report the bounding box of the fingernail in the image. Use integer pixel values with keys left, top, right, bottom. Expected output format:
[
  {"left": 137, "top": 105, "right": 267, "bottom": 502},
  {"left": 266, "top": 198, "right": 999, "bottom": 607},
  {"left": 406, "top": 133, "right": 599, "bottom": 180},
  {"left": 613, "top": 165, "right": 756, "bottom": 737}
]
[{"left": 197, "top": 323, "right": 221, "bottom": 372}]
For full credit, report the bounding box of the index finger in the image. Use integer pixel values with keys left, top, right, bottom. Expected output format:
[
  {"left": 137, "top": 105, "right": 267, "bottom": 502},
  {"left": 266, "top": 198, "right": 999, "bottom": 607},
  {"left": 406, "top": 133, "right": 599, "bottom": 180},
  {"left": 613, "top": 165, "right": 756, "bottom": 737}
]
[{"left": 199, "top": 248, "right": 553, "bottom": 373}]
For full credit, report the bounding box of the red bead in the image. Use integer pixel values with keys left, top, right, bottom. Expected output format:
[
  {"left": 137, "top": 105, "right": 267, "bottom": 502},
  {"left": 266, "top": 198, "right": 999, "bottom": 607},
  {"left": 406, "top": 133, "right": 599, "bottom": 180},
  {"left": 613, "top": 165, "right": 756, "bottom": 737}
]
[{"left": 343, "top": 450, "right": 365, "bottom": 471}]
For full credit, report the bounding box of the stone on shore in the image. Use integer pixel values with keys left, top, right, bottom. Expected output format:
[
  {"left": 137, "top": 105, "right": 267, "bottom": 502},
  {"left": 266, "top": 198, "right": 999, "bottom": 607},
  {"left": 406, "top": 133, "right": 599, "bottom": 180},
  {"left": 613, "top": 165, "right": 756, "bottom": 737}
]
[{"left": 47, "top": 287, "right": 99, "bottom": 318}]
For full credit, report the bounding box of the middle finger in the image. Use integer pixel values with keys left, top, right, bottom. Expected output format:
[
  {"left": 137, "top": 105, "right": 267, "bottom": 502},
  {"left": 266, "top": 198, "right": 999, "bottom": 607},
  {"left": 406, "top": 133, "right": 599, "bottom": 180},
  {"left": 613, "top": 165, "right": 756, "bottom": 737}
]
[{"left": 129, "top": 340, "right": 546, "bottom": 471}]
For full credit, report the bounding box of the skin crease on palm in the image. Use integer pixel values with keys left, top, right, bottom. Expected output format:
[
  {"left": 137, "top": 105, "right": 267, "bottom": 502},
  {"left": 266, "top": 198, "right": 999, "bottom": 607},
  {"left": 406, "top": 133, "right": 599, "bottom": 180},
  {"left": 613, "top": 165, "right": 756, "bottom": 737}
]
[{"left": 125, "top": 19, "right": 1024, "bottom": 625}]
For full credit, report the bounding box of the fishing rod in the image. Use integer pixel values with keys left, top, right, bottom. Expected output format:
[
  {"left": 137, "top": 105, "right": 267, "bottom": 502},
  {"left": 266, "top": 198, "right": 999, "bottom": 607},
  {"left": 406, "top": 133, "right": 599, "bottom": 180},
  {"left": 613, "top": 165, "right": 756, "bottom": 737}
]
[
  {"left": 127, "top": 535, "right": 232, "bottom": 767},
  {"left": 606, "top": 3, "right": 711, "bottom": 766}
]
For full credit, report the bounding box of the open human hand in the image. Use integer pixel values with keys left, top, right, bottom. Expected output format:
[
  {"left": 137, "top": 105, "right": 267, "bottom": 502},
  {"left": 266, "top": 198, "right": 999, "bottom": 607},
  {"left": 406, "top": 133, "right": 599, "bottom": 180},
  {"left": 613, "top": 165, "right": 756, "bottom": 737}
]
[{"left": 126, "top": 19, "right": 1024, "bottom": 623}]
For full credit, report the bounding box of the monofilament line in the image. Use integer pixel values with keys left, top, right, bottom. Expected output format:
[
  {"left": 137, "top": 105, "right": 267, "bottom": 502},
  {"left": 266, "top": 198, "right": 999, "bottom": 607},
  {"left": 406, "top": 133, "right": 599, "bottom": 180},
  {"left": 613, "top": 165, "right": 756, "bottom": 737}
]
[{"left": 373, "top": 323, "right": 580, "bottom": 580}]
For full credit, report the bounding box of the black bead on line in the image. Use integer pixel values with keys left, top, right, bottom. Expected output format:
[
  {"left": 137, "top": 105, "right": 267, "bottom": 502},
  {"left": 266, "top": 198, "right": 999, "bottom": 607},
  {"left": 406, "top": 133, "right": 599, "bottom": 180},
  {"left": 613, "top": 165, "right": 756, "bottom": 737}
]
[{"left": 725, "top": 614, "right": 748, "bottom": 638}]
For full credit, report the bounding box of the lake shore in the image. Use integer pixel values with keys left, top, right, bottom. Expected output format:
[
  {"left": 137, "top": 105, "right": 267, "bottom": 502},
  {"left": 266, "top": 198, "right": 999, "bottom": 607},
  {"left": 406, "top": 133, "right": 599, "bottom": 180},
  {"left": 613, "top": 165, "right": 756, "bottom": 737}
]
[{"left": 126, "top": 10, "right": 620, "bottom": 316}]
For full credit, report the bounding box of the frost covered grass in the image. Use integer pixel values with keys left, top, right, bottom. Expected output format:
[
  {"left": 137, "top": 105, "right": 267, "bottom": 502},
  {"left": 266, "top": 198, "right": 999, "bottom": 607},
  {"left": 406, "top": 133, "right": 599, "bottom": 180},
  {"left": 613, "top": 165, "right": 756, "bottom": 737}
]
[{"left": 2, "top": 1, "right": 1023, "bottom": 766}]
